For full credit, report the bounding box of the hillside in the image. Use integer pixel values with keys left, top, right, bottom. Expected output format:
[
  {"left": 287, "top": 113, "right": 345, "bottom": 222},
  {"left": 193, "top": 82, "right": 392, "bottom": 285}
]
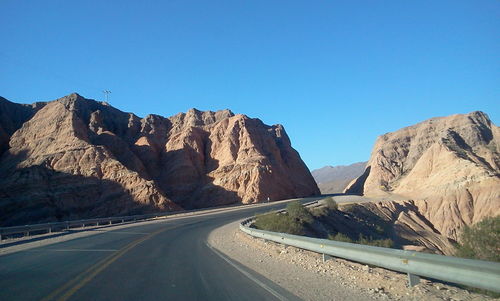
[
  {"left": 0, "top": 93, "right": 319, "bottom": 226},
  {"left": 346, "top": 111, "right": 500, "bottom": 243},
  {"left": 312, "top": 162, "right": 366, "bottom": 193}
]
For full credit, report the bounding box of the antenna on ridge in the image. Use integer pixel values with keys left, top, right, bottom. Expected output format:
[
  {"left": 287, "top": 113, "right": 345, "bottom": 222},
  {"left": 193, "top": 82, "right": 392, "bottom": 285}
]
[{"left": 102, "top": 90, "right": 112, "bottom": 103}]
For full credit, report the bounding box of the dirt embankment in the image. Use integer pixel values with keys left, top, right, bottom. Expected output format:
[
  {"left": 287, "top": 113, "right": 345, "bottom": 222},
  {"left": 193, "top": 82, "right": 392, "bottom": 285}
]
[
  {"left": 269, "top": 199, "right": 456, "bottom": 255},
  {"left": 320, "top": 201, "right": 456, "bottom": 255}
]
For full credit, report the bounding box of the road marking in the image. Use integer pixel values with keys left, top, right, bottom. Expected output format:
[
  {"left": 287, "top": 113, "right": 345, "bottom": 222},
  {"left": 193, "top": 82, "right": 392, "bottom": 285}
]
[
  {"left": 28, "top": 249, "right": 119, "bottom": 252},
  {"left": 99, "top": 231, "right": 150, "bottom": 234},
  {"left": 40, "top": 226, "right": 176, "bottom": 301},
  {"left": 205, "top": 242, "right": 288, "bottom": 301}
]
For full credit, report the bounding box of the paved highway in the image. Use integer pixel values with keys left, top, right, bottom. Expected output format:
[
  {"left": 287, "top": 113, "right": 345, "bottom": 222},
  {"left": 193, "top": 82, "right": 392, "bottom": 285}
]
[{"left": 0, "top": 199, "right": 320, "bottom": 301}]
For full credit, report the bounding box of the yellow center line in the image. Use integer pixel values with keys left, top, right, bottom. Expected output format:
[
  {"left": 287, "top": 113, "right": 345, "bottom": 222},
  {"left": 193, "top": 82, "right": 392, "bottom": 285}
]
[{"left": 40, "top": 225, "right": 178, "bottom": 301}]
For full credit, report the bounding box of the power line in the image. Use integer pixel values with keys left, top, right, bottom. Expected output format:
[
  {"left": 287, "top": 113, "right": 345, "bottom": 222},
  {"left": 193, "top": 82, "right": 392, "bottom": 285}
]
[{"left": 102, "top": 90, "right": 112, "bottom": 102}]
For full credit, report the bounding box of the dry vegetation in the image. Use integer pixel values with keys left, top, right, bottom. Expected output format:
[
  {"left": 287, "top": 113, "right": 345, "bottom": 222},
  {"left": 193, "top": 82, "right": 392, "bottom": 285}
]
[
  {"left": 455, "top": 215, "right": 500, "bottom": 262},
  {"left": 254, "top": 199, "right": 500, "bottom": 258},
  {"left": 253, "top": 198, "right": 396, "bottom": 248}
]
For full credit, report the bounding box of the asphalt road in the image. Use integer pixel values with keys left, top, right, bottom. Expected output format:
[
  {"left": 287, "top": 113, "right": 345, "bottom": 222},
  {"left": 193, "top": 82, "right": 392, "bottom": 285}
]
[{"left": 0, "top": 199, "right": 323, "bottom": 301}]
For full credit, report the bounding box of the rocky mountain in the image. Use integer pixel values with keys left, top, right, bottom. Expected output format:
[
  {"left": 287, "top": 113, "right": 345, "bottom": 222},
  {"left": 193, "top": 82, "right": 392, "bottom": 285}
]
[
  {"left": 312, "top": 162, "right": 366, "bottom": 193},
  {"left": 353, "top": 201, "right": 457, "bottom": 255},
  {"left": 0, "top": 97, "right": 44, "bottom": 157},
  {"left": 308, "top": 200, "right": 456, "bottom": 255},
  {"left": 0, "top": 93, "right": 319, "bottom": 226},
  {"left": 346, "top": 111, "right": 500, "bottom": 244}
]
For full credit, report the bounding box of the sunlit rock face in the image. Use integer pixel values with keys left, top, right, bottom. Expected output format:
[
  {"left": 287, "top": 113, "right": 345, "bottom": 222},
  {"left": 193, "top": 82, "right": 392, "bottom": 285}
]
[
  {"left": 346, "top": 111, "right": 500, "bottom": 242},
  {"left": 0, "top": 93, "right": 319, "bottom": 226}
]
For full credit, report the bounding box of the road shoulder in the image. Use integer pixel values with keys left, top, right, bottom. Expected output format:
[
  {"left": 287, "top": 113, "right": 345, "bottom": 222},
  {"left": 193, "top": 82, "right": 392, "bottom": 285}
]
[{"left": 208, "top": 221, "right": 493, "bottom": 301}]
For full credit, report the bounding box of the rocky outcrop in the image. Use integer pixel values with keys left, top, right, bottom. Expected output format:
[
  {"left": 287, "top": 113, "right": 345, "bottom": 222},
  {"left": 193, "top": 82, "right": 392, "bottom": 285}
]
[
  {"left": 0, "top": 97, "right": 45, "bottom": 157},
  {"left": 346, "top": 111, "right": 500, "bottom": 243},
  {"left": 355, "top": 201, "right": 456, "bottom": 255},
  {"left": 0, "top": 93, "right": 319, "bottom": 226},
  {"left": 161, "top": 109, "right": 319, "bottom": 208}
]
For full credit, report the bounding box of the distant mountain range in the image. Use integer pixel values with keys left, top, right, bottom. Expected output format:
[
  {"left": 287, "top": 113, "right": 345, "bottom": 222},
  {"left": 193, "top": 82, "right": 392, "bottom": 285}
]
[{"left": 311, "top": 162, "right": 366, "bottom": 193}]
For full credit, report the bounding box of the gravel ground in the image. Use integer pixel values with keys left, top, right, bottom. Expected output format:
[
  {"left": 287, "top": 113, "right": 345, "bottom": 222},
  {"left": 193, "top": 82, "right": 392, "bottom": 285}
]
[{"left": 208, "top": 221, "right": 496, "bottom": 301}]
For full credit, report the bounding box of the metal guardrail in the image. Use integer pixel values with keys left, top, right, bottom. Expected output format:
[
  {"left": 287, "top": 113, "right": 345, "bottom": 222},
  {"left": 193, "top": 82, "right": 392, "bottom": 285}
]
[
  {"left": 0, "top": 212, "right": 167, "bottom": 241},
  {"left": 240, "top": 217, "right": 500, "bottom": 293},
  {"left": 0, "top": 197, "right": 315, "bottom": 241}
]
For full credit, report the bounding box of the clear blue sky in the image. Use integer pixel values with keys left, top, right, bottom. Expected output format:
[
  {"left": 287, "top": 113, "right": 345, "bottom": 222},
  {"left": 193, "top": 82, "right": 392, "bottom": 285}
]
[{"left": 1, "top": 1, "right": 498, "bottom": 170}]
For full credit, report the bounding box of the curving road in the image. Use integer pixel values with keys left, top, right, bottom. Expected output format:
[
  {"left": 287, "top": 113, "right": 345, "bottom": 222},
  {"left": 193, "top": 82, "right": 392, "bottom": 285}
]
[{"left": 0, "top": 199, "right": 325, "bottom": 301}]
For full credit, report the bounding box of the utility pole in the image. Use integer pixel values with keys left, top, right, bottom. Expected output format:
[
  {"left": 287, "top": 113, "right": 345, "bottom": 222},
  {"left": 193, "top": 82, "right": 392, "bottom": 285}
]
[{"left": 103, "top": 90, "right": 112, "bottom": 102}]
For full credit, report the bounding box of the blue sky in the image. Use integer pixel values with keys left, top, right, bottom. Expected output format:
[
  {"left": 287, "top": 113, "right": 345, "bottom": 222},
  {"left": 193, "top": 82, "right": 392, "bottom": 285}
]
[{"left": 1, "top": 1, "right": 498, "bottom": 170}]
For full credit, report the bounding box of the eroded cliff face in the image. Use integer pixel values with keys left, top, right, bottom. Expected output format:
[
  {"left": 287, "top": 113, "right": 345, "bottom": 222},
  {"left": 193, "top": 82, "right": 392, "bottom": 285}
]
[
  {"left": 161, "top": 108, "right": 319, "bottom": 208},
  {"left": 353, "top": 201, "right": 457, "bottom": 255},
  {"left": 346, "top": 111, "right": 500, "bottom": 243},
  {"left": 0, "top": 97, "right": 45, "bottom": 157},
  {"left": 0, "top": 93, "right": 319, "bottom": 225}
]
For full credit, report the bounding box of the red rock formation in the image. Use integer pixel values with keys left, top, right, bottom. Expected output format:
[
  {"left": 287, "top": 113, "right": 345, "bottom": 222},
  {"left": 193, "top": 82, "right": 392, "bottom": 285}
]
[
  {"left": 0, "top": 93, "right": 319, "bottom": 225},
  {"left": 355, "top": 201, "right": 456, "bottom": 255},
  {"left": 0, "top": 97, "right": 44, "bottom": 156},
  {"left": 346, "top": 111, "right": 500, "bottom": 245}
]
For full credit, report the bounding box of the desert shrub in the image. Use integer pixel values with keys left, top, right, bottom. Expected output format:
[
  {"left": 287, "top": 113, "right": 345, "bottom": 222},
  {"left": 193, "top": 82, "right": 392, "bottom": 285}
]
[
  {"left": 358, "top": 234, "right": 394, "bottom": 248},
  {"left": 455, "top": 216, "right": 500, "bottom": 262},
  {"left": 341, "top": 204, "right": 355, "bottom": 212},
  {"left": 328, "top": 232, "right": 354, "bottom": 243},
  {"left": 311, "top": 206, "right": 328, "bottom": 217},
  {"left": 329, "top": 232, "right": 394, "bottom": 248},
  {"left": 286, "top": 201, "right": 314, "bottom": 224},
  {"left": 323, "top": 197, "right": 338, "bottom": 211},
  {"left": 253, "top": 212, "right": 305, "bottom": 235},
  {"left": 373, "top": 239, "right": 394, "bottom": 248},
  {"left": 374, "top": 224, "right": 385, "bottom": 235},
  {"left": 252, "top": 202, "right": 316, "bottom": 235}
]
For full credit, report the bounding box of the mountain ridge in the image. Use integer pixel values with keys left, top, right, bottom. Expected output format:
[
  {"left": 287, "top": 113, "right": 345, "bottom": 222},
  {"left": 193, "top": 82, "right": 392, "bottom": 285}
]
[
  {"left": 345, "top": 111, "right": 499, "bottom": 244},
  {"left": 0, "top": 93, "right": 319, "bottom": 226},
  {"left": 312, "top": 161, "right": 366, "bottom": 193}
]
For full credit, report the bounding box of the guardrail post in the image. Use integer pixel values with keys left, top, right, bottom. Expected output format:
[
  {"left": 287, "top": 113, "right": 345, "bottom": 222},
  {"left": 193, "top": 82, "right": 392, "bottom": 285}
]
[
  {"left": 121, "top": 219, "right": 124, "bottom": 223},
  {"left": 407, "top": 273, "right": 420, "bottom": 287},
  {"left": 322, "top": 254, "right": 332, "bottom": 263},
  {"left": 48, "top": 227, "right": 52, "bottom": 234}
]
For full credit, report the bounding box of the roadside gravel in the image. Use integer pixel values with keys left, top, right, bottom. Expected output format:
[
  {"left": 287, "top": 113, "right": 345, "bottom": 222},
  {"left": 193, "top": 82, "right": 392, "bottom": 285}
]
[{"left": 208, "top": 221, "right": 495, "bottom": 301}]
